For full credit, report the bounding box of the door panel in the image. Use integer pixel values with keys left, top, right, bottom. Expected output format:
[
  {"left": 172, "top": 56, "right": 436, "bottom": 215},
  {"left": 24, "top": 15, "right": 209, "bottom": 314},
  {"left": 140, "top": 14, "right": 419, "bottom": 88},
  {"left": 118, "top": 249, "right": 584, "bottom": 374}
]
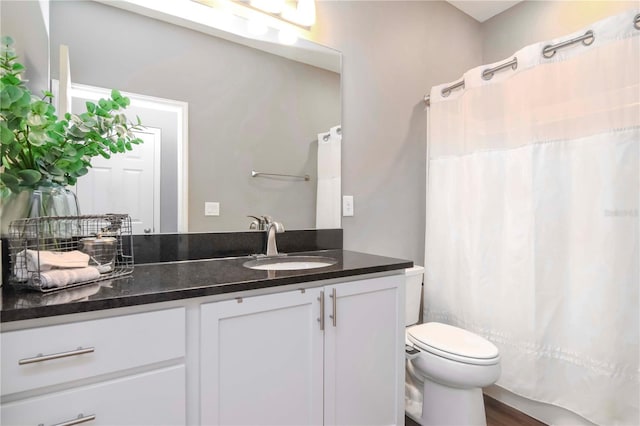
[
  {"left": 76, "top": 128, "right": 160, "bottom": 234},
  {"left": 324, "top": 276, "right": 405, "bottom": 426},
  {"left": 201, "top": 289, "right": 324, "bottom": 426}
]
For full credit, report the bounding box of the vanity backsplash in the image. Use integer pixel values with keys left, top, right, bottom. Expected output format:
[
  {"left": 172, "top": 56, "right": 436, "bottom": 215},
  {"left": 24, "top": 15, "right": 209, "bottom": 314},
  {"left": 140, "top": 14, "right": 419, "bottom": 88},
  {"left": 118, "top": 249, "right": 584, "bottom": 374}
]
[{"left": 131, "top": 229, "right": 343, "bottom": 264}]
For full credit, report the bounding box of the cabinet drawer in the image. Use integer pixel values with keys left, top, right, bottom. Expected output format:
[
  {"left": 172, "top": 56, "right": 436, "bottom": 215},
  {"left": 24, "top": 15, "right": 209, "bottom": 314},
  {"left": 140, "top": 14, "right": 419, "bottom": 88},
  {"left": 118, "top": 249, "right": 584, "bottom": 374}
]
[
  {"left": 1, "top": 365, "right": 186, "bottom": 426},
  {"left": 1, "top": 307, "right": 185, "bottom": 395}
]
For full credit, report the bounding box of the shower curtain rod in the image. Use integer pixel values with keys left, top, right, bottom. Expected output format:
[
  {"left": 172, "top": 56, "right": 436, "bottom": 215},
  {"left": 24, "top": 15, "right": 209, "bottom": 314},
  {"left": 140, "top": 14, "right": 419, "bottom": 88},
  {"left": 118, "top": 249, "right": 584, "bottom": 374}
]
[{"left": 422, "top": 21, "right": 629, "bottom": 106}]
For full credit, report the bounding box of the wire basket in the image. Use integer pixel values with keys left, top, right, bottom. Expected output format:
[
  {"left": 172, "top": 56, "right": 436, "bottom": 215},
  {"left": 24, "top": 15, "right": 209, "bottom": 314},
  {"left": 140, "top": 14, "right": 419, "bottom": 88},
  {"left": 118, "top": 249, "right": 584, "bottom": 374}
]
[{"left": 7, "top": 214, "right": 134, "bottom": 292}]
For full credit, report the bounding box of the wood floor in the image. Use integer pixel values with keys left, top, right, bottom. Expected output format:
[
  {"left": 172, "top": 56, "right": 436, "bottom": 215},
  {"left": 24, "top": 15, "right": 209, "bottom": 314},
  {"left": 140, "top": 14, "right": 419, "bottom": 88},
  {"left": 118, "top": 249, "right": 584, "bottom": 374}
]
[{"left": 405, "top": 395, "right": 547, "bottom": 426}]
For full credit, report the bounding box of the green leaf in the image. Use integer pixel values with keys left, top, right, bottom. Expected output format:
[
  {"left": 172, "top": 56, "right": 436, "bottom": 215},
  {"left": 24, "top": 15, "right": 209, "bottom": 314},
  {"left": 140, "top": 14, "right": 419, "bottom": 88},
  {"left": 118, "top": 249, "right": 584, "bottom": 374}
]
[
  {"left": 85, "top": 101, "right": 96, "bottom": 113},
  {"left": 17, "top": 169, "right": 42, "bottom": 185},
  {"left": 95, "top": 106, "right": 110, "bottom": 118},
  {"left": 26, "top": 112, "right": 47, "bottom": 127},
  {"left": 27, "top": 130, "right": 49, "bottom": 146},
  {"left": 0, "top": 123, "right": 15, "bottom": 144},
  {"left": 0, "top": 172, "right": 19, "bottom": 186},
  {"left": 0, "top": 74, "right": 21, "bottom": 85},
  {"left": 0, "top": 90, "right": 11, "bottom": 109},
  {"left": 11, "top": 62, "right": 25, "bottom": 72},
  {"left": 1, "top": 36, "right": 14, "bottom": 46},
  {"left": 4, "top": 85, "right": 24, "bottom": 102},
  {"left": 64, "top": 146, "right": 78, "bottom": 157},
  {"left": 32, "top": 100, "right": 49, "bottom": 115}
]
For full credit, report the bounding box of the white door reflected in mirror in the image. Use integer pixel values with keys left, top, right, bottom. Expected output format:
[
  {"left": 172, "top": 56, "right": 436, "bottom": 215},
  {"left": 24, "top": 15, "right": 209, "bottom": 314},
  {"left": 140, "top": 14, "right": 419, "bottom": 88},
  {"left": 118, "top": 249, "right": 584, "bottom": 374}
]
[{"left": 75, "top": 128, "right": 161, "bottom": 234}]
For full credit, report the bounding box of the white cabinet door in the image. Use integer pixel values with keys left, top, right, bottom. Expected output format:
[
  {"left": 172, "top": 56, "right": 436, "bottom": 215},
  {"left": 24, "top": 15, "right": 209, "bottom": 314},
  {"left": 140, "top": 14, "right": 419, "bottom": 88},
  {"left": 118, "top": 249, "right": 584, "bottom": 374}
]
[
  {"left": 1, "top": 365, "right": 186, "bottom": 426},
  {"left": 201, "top": 288, "right": 324, "bottom": 426},
  {"left": 323, "top": 275, "right": 405, "bottom": 426}
]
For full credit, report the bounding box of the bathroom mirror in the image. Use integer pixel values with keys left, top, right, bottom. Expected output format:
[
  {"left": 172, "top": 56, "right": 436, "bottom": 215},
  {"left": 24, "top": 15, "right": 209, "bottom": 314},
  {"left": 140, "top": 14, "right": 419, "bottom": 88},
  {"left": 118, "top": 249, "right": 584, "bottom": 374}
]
[{"left": 46, "top": 0, "right": 341, "bottom": 234}]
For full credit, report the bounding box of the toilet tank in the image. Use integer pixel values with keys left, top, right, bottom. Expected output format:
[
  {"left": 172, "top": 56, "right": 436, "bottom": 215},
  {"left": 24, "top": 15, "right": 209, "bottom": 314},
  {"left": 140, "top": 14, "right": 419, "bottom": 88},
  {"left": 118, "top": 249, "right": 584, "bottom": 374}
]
[{"left": 405, "top": 266, "right": 425, "bottom": 326}]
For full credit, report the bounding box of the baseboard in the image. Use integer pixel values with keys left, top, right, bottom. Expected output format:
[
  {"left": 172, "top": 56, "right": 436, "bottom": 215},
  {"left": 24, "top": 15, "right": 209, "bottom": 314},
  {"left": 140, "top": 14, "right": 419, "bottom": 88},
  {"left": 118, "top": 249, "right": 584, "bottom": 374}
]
[{"left": 484, "top": 385, "right": 596, "bottom": 426}]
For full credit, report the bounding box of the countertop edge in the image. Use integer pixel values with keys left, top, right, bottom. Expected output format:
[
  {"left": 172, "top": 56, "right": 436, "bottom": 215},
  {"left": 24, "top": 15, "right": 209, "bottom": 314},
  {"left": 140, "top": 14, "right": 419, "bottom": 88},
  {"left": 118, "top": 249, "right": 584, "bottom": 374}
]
[{"left": 1, "top": 254, "right": 413, "bottom": 323}]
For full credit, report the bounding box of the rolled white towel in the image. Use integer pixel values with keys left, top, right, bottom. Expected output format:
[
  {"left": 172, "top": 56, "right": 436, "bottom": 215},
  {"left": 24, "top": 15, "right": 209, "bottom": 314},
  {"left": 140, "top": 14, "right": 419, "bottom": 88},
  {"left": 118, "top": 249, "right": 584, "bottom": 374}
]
[
  {"left": 25, "top": 249, "right": 90, "bottom": 270},
  {"left": 32, "top": 266, "right": 101, "bottom": 290},
  {"left": 13, "top": 250, "right": 91, "bottom": 282}
]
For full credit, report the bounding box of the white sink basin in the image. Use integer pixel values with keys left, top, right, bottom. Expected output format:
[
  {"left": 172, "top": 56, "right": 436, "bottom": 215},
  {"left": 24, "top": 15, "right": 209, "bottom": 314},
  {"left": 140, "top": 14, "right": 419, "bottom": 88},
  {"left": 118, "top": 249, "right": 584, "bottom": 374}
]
[{"left": 243, "top": 255, "right": 337, "bottom": 271}]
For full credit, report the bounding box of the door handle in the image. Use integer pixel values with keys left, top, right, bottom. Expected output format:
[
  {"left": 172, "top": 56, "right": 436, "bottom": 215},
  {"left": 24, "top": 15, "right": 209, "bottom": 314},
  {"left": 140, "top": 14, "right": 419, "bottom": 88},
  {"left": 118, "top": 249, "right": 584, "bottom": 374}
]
[
  {"left": 318, "top": 291, "right": 325, "bottom": 331},
  {"left": 329, "top": 288, "right": 337, "bottom": 327}
]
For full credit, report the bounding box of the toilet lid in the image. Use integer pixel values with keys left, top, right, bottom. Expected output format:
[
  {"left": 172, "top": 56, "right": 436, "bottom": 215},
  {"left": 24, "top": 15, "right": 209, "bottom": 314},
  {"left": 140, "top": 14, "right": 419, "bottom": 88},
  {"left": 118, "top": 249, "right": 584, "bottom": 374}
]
[{"left": 407, "top": 322, "right": 499, "bottom": 364}]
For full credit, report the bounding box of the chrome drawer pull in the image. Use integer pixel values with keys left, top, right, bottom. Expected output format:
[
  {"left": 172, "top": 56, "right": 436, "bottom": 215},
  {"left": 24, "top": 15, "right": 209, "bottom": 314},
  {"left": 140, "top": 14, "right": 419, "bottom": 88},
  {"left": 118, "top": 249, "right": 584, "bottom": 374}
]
[
  {"left": 19, "top": 347, "right": 95, "bottom": 365},
  {"left": 51, "top": 413, "right": 96, "bottom": 426}
]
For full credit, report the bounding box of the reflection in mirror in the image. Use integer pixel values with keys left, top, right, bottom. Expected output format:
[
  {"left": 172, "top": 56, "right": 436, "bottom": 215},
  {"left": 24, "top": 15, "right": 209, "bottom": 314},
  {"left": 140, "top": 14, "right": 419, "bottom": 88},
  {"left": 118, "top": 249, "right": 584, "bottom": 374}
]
[{"left": 48, "top": 0, "right": 341, "bottom": 234}]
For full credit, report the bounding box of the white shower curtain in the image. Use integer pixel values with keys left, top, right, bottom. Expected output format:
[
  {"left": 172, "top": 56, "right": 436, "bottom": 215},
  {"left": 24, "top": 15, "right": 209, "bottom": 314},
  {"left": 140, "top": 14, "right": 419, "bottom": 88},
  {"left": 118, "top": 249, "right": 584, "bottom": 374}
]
[{"left": 424, "top": 10, "right": 639, "bottom": 425}]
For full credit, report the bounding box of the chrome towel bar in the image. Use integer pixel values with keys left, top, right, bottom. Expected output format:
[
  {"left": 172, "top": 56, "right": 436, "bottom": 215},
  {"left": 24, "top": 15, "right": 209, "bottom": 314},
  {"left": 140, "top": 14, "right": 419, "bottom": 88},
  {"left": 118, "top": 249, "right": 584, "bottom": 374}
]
[{"left": 251, "top": 170, "right": 310, "bottom": 181}]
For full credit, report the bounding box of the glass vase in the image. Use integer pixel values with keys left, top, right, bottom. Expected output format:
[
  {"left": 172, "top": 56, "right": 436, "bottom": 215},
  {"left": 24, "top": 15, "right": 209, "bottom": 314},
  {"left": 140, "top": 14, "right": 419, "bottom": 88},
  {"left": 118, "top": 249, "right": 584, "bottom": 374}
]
[{"left": 0, "top": 185, "right": 80, "bottom": 236}]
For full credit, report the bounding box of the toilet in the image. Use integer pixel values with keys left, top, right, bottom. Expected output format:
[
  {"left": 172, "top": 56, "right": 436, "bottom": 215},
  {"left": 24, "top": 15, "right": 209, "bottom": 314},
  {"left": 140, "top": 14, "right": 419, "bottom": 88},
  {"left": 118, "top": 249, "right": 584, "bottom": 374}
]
[{"left": 404, "top": 266, "right": 501, "bottom": 426}]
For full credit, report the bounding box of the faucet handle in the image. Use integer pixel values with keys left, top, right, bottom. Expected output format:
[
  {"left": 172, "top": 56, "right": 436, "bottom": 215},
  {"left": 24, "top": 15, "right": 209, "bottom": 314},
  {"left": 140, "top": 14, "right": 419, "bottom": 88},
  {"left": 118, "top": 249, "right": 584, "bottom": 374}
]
[
  {"left": 247, "top": 215, "right": 266, "bottom": 230},
  {"left": 262, "top": 215, "right": 273, "bottom": 224}
]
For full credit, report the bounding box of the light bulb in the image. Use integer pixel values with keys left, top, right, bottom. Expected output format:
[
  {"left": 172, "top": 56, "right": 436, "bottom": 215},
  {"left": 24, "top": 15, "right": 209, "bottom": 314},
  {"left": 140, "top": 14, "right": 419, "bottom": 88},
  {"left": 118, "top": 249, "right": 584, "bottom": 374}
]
[
  {"left": 296, "top": 0, "right": 316, "bottom": 26},
  {"left": 247, "top": 18, "right": 268, "bottom": 36},
  {"left": 250, "top": 0, "right": 285, "bottom": 14},
  {"left": 278, "top": 28, "right": 298, "bottom": 45}
]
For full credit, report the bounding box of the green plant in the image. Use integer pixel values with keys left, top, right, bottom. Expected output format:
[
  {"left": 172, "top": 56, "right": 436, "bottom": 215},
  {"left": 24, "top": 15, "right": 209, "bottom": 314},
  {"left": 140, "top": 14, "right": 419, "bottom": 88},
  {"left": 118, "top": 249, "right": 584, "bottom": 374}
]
[{"left": 0, "top": 36, "right": 143, "bottom": 196}]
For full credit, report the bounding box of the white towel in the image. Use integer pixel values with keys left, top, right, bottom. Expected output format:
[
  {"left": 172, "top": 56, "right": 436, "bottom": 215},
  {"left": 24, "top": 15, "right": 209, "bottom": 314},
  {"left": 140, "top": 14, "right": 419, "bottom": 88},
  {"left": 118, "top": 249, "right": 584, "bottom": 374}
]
[
  {"left": 316, "top": 177, "right": 341, "bottom": 229},
  {"left": 13, "top": 249, "right": 94, "bottom": 288},
  {"left": 28, "top": 249, "right": 90, "bottom": 270},
  {"left": 13, "top": 250, "right": 90, "bottom": 277},
  {"left": 316, "top": 125, "right": 342, "bottom": 229},
  {"left": 32, "top": 266, "right": 101, "bottom": 290}
]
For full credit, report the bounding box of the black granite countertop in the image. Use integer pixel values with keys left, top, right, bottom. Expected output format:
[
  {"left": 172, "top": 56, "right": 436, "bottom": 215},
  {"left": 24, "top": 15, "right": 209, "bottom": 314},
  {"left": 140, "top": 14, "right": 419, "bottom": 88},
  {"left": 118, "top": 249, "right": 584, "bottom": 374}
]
[{"left": 0, "top": 250, "right": 412, "bottom": 323}]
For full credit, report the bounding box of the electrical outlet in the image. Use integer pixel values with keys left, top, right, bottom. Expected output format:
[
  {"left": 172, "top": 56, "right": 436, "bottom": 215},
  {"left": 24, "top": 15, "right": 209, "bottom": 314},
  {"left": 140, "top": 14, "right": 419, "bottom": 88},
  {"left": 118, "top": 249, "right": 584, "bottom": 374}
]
[
  {"left": 205, "top": 202, "right": 220, "bottom": 216},
  {"left": 343, "top": 195, "right": 354, "bottom": 217}
]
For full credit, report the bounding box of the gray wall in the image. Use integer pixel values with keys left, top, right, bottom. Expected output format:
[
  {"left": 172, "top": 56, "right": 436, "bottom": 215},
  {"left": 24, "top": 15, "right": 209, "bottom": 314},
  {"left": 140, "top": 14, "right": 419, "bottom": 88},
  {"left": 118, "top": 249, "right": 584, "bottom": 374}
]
[
  {"left": 482, "top": 0, "right": 639, "bottom": 63},
  {"left": 0, "top": 0, "right": 49, "bottom": 95},
  {"left": 49, "top": 0, "right": 340, "bottom": 233},
  {"left": 312, "top": 1, "right": 483, "bottom": 265}
]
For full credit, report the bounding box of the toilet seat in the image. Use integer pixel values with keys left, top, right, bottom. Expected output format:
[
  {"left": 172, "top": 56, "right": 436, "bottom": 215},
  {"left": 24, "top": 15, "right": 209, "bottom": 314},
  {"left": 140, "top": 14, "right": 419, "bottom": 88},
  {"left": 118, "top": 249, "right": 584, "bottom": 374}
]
[{"left": 407, "top": 322, "right": 499, "bottom": 366}]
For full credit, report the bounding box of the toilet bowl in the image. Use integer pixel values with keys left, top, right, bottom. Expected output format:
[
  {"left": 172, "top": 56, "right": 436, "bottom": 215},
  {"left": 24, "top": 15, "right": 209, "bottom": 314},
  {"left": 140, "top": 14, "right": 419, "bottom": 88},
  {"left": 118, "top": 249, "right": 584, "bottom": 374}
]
[{"left": 403, "top": 267, "right": 501, "bottom": 426}]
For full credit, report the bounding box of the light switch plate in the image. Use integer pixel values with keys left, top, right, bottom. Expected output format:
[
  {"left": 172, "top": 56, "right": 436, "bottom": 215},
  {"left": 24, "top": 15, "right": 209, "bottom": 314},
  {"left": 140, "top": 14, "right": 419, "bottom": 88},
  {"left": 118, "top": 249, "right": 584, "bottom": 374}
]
[
  {"left": 343, "top": 195, "right": 354, "bottom": 217},
  {"left": 205, "top": 202, "right": 220, "bottom": 216}
]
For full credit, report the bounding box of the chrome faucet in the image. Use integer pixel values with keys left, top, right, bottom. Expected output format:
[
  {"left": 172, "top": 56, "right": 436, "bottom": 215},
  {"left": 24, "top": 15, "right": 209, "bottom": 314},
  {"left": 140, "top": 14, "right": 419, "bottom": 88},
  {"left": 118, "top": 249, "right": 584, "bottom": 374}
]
[
  {"left": 248, "top": 215, "right": 285, "bottom": 256},
  {"left": 263, "top": 216, "right": 285, "bottom": 257}
]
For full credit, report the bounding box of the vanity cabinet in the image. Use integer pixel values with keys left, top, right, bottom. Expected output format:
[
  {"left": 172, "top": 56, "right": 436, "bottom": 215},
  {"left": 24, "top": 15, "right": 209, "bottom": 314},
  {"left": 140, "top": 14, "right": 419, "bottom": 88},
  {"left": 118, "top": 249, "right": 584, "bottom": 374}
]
[
  {"left": 200, "top": 274, "right": 405, "bottom": 426},
  {"left": 0, "top": 308, "right": 187, "bottom": 425},
  {"left": 323, "top": 277, "right": 405, "bottom": 426},
  {"left": 200, "top": 287, "right": 325, "bottom": 425}
]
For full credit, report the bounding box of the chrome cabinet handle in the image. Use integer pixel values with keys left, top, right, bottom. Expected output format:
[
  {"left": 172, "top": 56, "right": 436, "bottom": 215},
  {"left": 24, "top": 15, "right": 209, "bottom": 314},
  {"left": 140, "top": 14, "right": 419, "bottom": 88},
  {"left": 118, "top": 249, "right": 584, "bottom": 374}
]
[
  {"left": 19, "top": 347, "right": 95, "bottom": 365},
  {"left": 51, "top": 413, "right": 96, "bottom": 426},
  {"left": 317, "top": 291, "right": 325, "bottom": 331},
  {"left": 329, "top": 288, "right": 337, "bottom": 327},
  {"left": 144, "top": 228, "right": 152, "bottom": 233}
]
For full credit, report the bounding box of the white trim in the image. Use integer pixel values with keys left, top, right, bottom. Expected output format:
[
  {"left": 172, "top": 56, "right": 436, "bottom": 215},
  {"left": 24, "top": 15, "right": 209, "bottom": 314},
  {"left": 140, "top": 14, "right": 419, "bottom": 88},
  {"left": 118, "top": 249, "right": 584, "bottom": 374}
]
[
  {"left": 134, "top": 127, "right": 162, "bottom": 233},
  {"left": 52, "top": 80, "right": 189, "bottom": 232}
]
